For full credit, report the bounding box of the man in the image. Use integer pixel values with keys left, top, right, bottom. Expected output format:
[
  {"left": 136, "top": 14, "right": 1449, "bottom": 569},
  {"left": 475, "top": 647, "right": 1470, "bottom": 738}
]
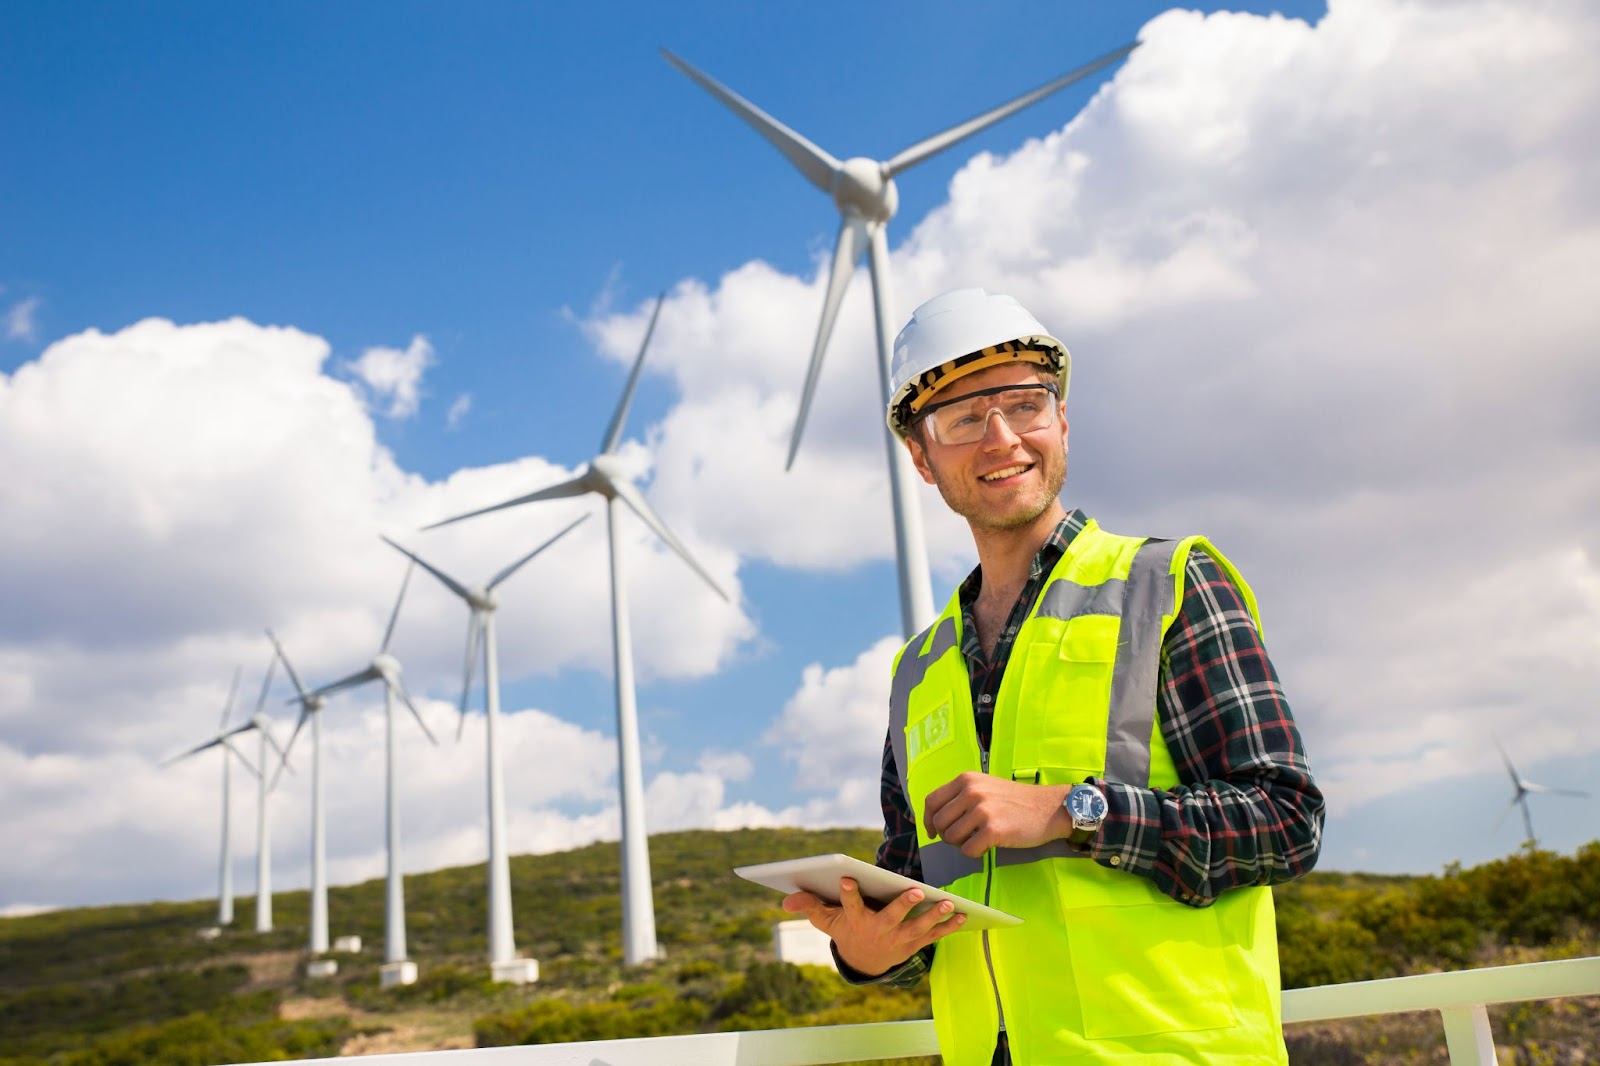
[{"left": 783, "top": 288, "right": 1324, "bottom": 1064}]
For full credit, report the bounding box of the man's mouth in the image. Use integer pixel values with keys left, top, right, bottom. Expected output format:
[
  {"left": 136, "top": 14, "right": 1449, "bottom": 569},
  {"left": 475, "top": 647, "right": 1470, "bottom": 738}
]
[{"left": 979, "top": 463, "right": 1032, "bottom": 482}]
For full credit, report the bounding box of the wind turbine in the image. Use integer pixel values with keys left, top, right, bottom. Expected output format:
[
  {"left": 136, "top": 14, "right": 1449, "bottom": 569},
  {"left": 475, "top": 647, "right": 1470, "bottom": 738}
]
[
  {"left": 425, "top": 293, "right": 729, "bottom": 966},
  {"left": 663, "top": 43, "right": 1137, "bottom": 637},
  {"left": 1492, "top": 735, "right": 1589, "bottom": 847},
  {"left": 381, "top": 513, "right": 588, "bottom": 982},
  {"left": 244, "top": 656, "right": 291, "bottom": 933},
  {"left": 167, "top": 654, "right": 294, "bottom": 932},
  {"left": 164, "top": 667, "right": 256, "bottom": 928},
  {"left": 268, "top": 629, "right": 332, "bottom": 957},
  {"left": 301, "top": 563, "right": 436, "bottom": 983}
]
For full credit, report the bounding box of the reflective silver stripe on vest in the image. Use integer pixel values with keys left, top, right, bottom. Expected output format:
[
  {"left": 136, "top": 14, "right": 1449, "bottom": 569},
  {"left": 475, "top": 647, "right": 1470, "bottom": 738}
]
[
  {"left": 887, "top": 616, "right": 986, "bottom": 885},
  {"left": 1034, "top": 576, "right": 1126, "bottom": 620},
  {"left": 922, "top": 840, "right": 985, "bottom": 884},
  {"left": 887, "top": 614, "right": 959, "bottom": 813},
  {"left": 1103, "top": 538, "right": 1179, "bottom": 787}
]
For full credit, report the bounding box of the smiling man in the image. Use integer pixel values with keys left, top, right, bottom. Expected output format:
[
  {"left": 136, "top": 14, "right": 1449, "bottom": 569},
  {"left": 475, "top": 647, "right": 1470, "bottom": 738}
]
[{"left": 783, "top": 289, "right": 1325, "bottom": 1065}]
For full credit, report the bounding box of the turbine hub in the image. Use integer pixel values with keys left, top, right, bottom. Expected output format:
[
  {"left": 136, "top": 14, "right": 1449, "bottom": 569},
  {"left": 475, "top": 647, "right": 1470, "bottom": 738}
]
[
  {"left": 373, "top": 653, "right": 401, "bottom": 682},
  {"left": 469, "top": 587, "right": 496, "bottom": 612},
  {"left": 588, "top": 454, "right": 629, "bottom": 497},
  {"left": 832, "top": 158, "right": 897, "bottom": 223}
]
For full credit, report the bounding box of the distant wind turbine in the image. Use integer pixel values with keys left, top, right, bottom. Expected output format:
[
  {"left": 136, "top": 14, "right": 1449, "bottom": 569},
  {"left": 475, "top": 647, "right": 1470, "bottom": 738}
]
[
  {"left": 1492, "top": 735, "right": 1589, "bottom": 847},
  {"left": 164, "top": 667, "right": 258, "bottom": 928},
  {"left": 663, "top": 43, "right": 1137, "bottom": 637},
  {"left": 381, "top": 513, "right": 588, "bottom": 982},
  {"left": 301, "top": 564, "right": 435, "bottom": 978},
  {"left": 268, "top": 630, "right": 332, "bottom": 956},
  {"left": 425, "top": 293, "right": 729, "bottom": 966}
]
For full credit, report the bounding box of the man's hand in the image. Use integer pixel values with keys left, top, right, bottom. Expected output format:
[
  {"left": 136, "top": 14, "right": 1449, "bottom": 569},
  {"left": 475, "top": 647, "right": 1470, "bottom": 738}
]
[
  {"left": 783, "top": 877, "right": 966, "bottom": 978},
  {"left": 924, "top": 773, "right": 1073, "bottom": 857}
]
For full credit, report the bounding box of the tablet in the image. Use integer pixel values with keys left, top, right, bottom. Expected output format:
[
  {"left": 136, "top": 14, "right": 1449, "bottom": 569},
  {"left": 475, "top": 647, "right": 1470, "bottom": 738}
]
[{"left": 734, "top": 853, "right": 1022, "bottom": 931}]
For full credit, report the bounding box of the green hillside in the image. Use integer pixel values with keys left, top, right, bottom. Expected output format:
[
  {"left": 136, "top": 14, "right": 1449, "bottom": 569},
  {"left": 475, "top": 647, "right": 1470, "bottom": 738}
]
[{"left": 2, "top": 830, "right": 1597, "bottom": 1065}]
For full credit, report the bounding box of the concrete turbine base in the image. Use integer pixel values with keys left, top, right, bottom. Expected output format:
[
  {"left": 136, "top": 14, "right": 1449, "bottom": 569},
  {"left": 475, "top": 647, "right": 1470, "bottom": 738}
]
[
  {"left": 490, "top": 958, "right": 539, "bottom": 984},
  {"left": 332, "top": 934, "right": 362, "bottom": 954},
  {"left": 379, "top": 961, "right": 418, "bottom": 988},
  {"left": 306, "top": 958, "right": 339, "bottom": 979}
]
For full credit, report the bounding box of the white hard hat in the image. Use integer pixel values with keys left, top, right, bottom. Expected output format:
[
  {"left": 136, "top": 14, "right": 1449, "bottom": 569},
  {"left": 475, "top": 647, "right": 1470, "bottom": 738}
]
[{"left": 886, "top": 288, "right": 1071, "bottom": 441}]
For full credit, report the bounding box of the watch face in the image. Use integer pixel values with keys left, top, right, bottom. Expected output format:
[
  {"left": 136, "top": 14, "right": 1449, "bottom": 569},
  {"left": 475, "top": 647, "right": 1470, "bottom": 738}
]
[{"left": 1070, "top": 786, "right": 1107, "bottom": 822}]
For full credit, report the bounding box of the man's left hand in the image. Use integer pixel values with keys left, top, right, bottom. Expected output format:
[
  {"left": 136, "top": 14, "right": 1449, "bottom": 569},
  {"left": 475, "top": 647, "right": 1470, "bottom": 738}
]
[{"left": 923, "top": 773, "right": 1074, "bottom": 857}]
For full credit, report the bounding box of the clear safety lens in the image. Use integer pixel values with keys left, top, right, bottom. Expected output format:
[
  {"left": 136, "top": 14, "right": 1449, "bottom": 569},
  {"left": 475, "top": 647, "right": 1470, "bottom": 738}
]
[{"left": 922, "top": 384, "right": 1058, "bottom": 445}]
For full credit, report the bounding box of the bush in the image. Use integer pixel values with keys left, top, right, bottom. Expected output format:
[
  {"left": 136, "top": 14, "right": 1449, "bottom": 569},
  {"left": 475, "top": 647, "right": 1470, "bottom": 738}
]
[{"left": 713, "top": 961, "right": 826, "bottom": 1022}]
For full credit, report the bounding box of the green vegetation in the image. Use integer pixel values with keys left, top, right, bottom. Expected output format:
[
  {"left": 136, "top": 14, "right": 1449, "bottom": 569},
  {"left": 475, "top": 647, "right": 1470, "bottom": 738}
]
[{"left": 0, "top": 830, "right": 1595, "bottom": 1065}]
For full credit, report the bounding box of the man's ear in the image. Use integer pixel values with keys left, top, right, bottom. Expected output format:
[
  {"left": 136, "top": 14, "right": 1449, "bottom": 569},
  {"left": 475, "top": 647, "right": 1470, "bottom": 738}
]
[{"left": 906, "top": 433, "right": 936, "bottom": 485}]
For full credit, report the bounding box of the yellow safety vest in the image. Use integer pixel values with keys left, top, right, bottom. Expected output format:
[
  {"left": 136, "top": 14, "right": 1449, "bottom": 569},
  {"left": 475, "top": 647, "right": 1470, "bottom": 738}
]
[{"left": 888, "top": 521, "right": 1287, "bottom": 1064}]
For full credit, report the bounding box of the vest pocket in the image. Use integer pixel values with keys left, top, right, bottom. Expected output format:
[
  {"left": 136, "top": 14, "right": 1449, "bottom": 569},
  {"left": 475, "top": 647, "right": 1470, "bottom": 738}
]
[
  {"left": 1013, "top": 617, "right": 1117, "bottom": 771},
  {"left": 904, "top": 699, "right": 972, "bottom": 849},
  {"left": 1062, "top": 901, "right": 1240, "bottom": 1039}
]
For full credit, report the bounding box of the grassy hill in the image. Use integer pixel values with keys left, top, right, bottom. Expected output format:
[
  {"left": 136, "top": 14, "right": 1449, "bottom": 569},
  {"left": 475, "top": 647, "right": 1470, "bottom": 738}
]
[{"left": 2, "top": 830, "right": 1597, "bottom": 1065}]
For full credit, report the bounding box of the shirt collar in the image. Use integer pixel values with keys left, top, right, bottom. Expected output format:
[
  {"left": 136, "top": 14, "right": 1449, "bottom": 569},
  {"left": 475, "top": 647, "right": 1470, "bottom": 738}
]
[{"left": 957, "top": 508, "right": 1090, "bottom": 608}]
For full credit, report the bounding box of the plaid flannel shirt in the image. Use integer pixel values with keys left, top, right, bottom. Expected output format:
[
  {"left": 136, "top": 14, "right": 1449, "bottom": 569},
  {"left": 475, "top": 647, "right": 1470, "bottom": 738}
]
[{"left": 844, "top": 509, "right": 1324, "bottom": 1001}]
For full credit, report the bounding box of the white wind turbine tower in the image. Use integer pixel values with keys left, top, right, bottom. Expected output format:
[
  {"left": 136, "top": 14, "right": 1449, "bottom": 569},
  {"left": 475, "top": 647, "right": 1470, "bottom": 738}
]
[
  {"left": 664, "top": 43, "right": 1137, "bottom": 637},
  {"left": 268, "top": 630, "right": 333, "bottom": 962},
  {"left": 301, "top": 564, "right": 438, "bottom": 987},
  {"left": 1492, "top": 735, "right": 1590, "bottom": 848},
  {"left": 425, "top": 293, "right": 729, "bottom": 966},
  {"left": 164, "top": 667, "right": 256, "bottom": 929},
  {"left": 381, "top": 514, "right": 589, "bottom": 984}
]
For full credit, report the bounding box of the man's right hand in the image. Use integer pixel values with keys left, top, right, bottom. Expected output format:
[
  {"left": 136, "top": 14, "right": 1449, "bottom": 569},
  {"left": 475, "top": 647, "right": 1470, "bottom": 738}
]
[{"left": 782, "top": 876, "right": 967, "bottom": 977}]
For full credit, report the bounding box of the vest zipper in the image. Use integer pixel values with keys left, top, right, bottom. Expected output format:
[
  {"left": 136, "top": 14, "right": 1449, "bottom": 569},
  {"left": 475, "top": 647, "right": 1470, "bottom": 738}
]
[{"left": 979, "top": 742, "right": 1005, "bottom": 1040}]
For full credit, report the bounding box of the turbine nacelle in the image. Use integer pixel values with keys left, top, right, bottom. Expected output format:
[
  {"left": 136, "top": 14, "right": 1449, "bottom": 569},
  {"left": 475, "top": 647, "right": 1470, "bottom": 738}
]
[
  {"left": 467, "top": 586, "right": 497, "bottom": 613},
  {"left": 586, "top": 455, "right": 630, "bottom": 498},
  {"left": 372, "top": 653, "right": 402, "bottom": 686},
  {"left": 832, "top": 158, "right": 897, "bottom": 223}
]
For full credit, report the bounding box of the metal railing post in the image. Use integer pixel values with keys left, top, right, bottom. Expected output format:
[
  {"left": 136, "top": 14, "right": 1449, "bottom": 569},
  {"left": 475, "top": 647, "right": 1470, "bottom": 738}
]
[{"left": 1439, "top": 1004, "right": 1496, "bottom": 1066}]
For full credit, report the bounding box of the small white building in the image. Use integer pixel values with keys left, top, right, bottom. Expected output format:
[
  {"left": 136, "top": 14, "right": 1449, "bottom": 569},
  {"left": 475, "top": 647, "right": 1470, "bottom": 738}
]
[{"left": 772, "top": 920, "right": 836, "bottom": 970}]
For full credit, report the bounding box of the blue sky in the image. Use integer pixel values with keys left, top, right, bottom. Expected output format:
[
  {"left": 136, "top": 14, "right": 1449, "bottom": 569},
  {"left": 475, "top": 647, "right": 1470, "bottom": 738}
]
[{"left": 4, "top": 0, "right": 1599, "bottom": 916}]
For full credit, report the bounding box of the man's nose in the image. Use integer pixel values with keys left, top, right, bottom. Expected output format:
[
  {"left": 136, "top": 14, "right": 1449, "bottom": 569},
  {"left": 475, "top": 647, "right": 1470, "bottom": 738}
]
[{"left": 978, "top": 408, "right": 1022, "bottom": 448}]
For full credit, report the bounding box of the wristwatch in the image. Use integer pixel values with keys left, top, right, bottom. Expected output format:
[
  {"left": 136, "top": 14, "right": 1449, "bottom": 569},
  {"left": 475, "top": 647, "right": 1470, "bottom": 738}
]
[{"left": 1064, "top": 782, "right": 1107, "bottom": 850}]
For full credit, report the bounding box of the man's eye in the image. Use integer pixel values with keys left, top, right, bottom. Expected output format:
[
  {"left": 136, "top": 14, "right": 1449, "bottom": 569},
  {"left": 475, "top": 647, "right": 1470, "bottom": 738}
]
[
  {"left": 948, "top": 414, "right": 978, "bottom": 429},
  {"left": 1006, "top": 400, "right": 1041, "bottom": 417}
]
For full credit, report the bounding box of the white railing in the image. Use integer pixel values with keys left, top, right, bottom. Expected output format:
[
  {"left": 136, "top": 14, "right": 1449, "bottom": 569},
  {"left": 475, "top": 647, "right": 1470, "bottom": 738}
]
[{"left": 238, "top": 955, "right": 1600, "bottom": 1066}]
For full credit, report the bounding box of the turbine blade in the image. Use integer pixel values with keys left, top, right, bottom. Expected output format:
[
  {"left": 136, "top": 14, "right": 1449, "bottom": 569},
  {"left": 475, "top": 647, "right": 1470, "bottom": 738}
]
[
  {"left": 307, "top": 666, "right": 381, "bottom": 701},
  {"left": 382, "top": 535, "right": 472, "bottom": 603},
  {"left": 222, "top": 737, "right": 262, "bottom": 779},
  {"left": 394, "top": 680, "right": 438, "bottom": 746},
  {"left": 487, "top": 514, "right": 591, "bottom": 592},
  {"left": 271, "top": 706, "right": 309, "bottom": 791},
  {"left": 787, "top": 215, "right": 869, "bottom": 470},
  {"left": 1492, "top": 732, "right": 1524, "bottom": 786},
  {"left": 1489, "top": 796, "right": 1517, "bottom": 836},
  {"left": 422, "top": 474, "right": 593, "bottom": 531},
  {"left": 255, "top": 715, "right": 294, "bottom": 777},
  {"left": 661, "top": 49, "right": 840, "bottom": 195},
  {"left": 162, "top": 736, "right": 226, "bottom": 766},
  {"left": 266, "top": 629, "right": 310, "bottom": 701},
  {"left": 252, "top": 654, "right": 278, "bottom": 716},
  {"left": 611, "top": 478, "right": 729, "bottom": 602},
  {"left": 457, "top": 614, "right": 482, "bottom": 739},
  {"left": 380, "top": 560, "right": 416, "bottom": 654},
  {"left": 1544, "top": 787, "right": 1590, "bottom": 799},
  {"left": 884, "top": 42, "right": 1138, "bottom": 177},
  {"left": 219, "top": 666, "right": 242, "bottom": 729},
  {"left": 600, "top": 294, "right": 665, "bottom": 456}
]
